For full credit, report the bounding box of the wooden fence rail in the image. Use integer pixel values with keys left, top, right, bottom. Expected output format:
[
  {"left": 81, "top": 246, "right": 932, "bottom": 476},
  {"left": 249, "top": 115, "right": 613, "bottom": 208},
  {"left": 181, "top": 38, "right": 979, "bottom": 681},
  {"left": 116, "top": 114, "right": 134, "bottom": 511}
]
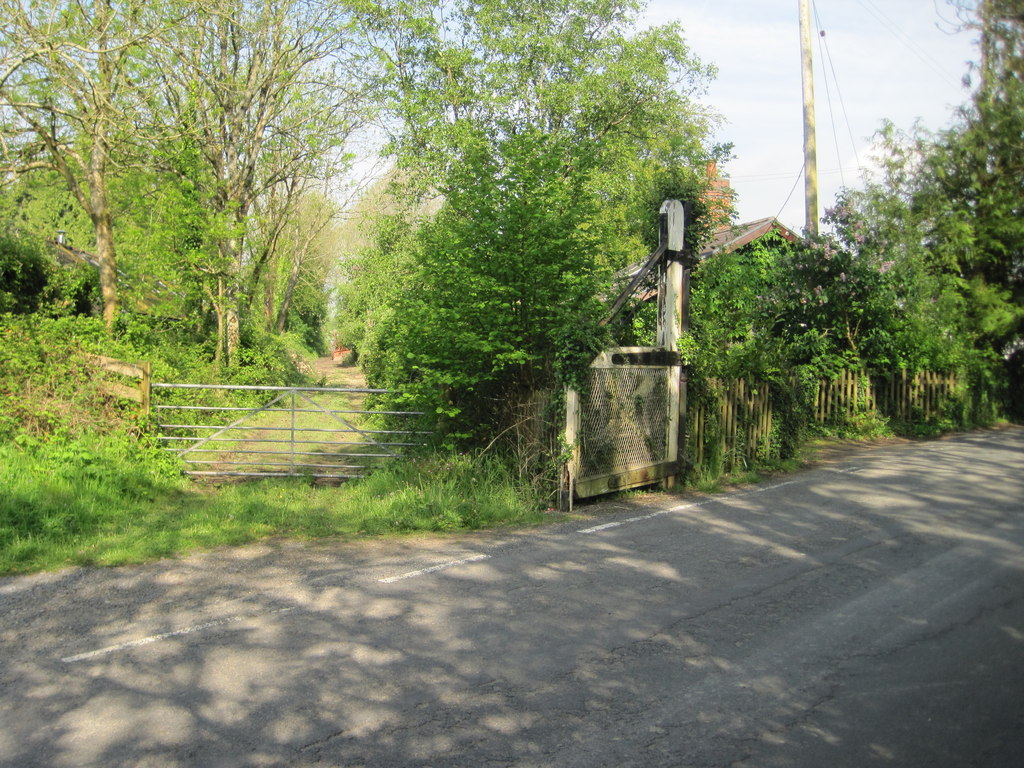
[
  {"left": 85, "top": 354, "right": 152, "bottom": 414},
  {"left": 689, "top": 369, "right": 962, "bottom": 475}
]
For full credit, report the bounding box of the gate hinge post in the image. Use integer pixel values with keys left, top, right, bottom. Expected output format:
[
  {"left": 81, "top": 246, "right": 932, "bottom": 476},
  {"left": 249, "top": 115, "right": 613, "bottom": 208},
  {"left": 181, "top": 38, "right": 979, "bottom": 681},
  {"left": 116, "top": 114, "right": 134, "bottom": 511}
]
[
  {"left": 561, "top": 386, "right": 580, "bottom": 512},
  {"left": 658, "top": 200, "right": 686, "bottom": 490}
]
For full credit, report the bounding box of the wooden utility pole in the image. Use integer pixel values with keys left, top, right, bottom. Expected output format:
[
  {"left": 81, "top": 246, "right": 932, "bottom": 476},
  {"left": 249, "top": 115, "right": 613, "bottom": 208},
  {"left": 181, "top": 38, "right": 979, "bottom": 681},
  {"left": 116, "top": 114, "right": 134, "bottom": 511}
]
[{"left": 799, "top": 0, "right": 819, "bottom": 236}]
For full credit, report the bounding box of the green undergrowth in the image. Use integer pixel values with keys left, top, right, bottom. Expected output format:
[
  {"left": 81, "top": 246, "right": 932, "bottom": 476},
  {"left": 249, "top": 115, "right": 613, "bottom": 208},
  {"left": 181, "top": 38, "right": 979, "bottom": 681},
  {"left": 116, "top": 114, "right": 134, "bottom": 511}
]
[
  {"left": 0, "top": 313, "right": 543, "bottom": 576},
  {"left": 686, "top": 456, "right": 803, "bottom": 495},
  {"left": 0, "top": 446, "right": 543, "bottom": 575}
]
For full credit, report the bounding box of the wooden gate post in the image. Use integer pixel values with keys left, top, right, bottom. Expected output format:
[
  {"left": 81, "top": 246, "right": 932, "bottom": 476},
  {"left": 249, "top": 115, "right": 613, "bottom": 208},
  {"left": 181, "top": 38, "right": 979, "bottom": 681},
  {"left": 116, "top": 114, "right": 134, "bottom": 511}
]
[
  {"left": 658, "top": 200, "right": 686, "bottom": 489},
  {"left": 561, "top": 387, "right": 581, "bottom": 512}
]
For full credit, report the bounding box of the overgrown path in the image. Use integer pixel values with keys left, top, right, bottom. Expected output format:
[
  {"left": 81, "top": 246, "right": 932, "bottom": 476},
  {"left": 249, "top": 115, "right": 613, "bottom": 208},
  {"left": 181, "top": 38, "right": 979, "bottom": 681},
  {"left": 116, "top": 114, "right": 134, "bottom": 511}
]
[
  {"left": 1, "top": 427, "right": 1022, "bottom": 767},
  {"left": 311, "top": 355, "right": 366, "bottom": 388}
]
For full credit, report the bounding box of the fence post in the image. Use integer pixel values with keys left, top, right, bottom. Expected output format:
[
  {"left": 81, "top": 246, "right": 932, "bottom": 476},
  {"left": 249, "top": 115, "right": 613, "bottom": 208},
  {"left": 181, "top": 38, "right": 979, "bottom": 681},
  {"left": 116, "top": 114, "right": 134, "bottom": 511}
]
[
  {"left": 140, "top": 361, "right": 152, "bottom": 416},
  {"left": 657, "top": 200, "right": 686, "bottom": 489}
]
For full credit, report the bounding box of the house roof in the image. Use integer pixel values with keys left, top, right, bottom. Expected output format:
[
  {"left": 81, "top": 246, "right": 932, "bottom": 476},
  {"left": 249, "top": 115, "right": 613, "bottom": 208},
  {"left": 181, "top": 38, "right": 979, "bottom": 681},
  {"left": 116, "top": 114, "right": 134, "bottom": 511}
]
[
  {"left": 616, "top": 217, "right": 800, "bottom": 301},
  {"left": 50, "top": 240, "right": 182, "bottom": 312},
  {"left": 52, "top": 241, "right": 101, "bottom": 270},
  {"left": 697, "top": 217, "right": 799, "bottom": 259}
]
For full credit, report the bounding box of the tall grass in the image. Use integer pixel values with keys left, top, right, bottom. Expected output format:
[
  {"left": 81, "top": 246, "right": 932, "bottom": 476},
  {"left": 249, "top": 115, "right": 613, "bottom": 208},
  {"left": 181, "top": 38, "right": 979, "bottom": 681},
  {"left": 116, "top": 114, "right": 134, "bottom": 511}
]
[
  {"left": 0, "top": 442, "right": 544, "bottom": 575},
  {"left": 0, "top": 314, "right": 545, "bottom": 576}
]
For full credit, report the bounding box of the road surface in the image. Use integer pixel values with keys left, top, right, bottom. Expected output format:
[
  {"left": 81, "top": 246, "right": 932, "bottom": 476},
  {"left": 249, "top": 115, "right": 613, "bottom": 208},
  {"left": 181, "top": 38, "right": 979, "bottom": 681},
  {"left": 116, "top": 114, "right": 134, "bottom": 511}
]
[{"left": 2, "top": 427, "right": 1022, "bottom": 766}]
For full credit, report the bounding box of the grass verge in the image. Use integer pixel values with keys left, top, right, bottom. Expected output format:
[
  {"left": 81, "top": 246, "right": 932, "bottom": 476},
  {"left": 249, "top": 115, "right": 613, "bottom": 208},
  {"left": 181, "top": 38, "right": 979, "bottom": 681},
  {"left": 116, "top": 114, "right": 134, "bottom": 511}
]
[{"left": 0, "top": 439, "right": 544, "bottom": 575}]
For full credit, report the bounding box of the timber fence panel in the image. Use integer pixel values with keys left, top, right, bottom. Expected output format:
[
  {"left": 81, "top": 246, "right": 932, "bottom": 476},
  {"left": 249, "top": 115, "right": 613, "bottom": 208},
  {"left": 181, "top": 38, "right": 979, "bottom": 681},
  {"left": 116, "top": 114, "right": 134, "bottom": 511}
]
[
  {"left": 688, "top": 378, "right": 777, "bottom": 475},
  {"left": 687, "top": 368, "right": 961, "bottom": 481},
  {"left": 872, "top": 369, "right": 960, "bottom": 425}
]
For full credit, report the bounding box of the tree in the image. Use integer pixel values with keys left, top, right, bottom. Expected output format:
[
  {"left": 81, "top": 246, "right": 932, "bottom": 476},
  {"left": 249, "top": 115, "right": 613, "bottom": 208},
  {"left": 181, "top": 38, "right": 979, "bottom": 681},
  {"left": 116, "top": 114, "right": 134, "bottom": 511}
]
[
  {"left": 259, "top": 183, "right": 339, "bottom": 338},
  {"left": 689, "top": 230, "right": 795, "bottom": 381},
  {"left": 932, "top": 0, "right": 1024, "bottom": 353},
  {"left": 346, "top": 0, "right": 724, "bottom": 443},
  {"left": 0, "top": 232, "right": 47, "bottom": 314},
  {"left": 0, "top": 0, "right": 166, "bottom": 327},
  {"left": 154, "top": 0, "right": 374, "bottom": 364}
]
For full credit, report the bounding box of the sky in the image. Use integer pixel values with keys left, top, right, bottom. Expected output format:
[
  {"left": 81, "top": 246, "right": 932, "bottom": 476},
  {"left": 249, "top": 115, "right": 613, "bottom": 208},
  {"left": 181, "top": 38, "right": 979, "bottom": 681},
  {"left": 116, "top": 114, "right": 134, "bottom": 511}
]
[{"left": 640, "top": 0, "right": 981, "bottom": 232}]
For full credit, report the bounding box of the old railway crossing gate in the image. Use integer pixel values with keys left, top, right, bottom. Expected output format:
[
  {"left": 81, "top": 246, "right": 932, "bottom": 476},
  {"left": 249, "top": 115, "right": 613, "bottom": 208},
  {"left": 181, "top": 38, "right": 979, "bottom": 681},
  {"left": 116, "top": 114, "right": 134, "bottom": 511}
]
[{"left": 564, "top": 200, "right": 690, "bottom": 505}]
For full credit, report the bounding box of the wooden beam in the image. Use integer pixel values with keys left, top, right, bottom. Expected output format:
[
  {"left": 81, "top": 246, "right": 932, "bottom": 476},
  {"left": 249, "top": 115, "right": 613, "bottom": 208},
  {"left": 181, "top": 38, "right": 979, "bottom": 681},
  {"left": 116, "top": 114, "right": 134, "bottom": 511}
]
[
  {"left": 99, "top": 381, "right": 144, "bottom": 404},
  {"left": 601, "top": 242, "right": 667, "bottom": 326},
  {"left": 86, "top": 354, "right": 146, "bottom": 380},
  {"left": 574, "top": 461, "right": 680, "bottom": 499}
]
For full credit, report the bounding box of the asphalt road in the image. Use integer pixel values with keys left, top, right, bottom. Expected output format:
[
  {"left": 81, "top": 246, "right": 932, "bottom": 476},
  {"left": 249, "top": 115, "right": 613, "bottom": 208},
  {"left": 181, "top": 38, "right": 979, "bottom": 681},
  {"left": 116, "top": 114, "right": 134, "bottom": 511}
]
[{"left": 2, "top": 427, "right": 1023, "bottom": 767}]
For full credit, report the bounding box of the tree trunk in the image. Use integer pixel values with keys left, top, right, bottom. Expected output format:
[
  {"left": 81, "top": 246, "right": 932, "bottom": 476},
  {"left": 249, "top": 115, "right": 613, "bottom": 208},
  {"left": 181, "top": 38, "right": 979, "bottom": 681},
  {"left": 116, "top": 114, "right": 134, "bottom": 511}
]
[
  {"left": 264, "top": 267, "right": 277, "bottom": 330},
  {"left": 93, "top": 206, "right": 119, "bottom": 328},
  {"left": 213, "top": 278, "right": 226, "bottom": 364},
  {"left": 219, "top": 235, "right": 244, "bottom": 366},
  {"left": 275, "top": 257, "right": 302, "bottom": 334},
  {"left": 226, "top": 307, "right": 240, "bottom": 365},
  {"left": 89, "top": 137, "right": 118, "bottom": 328}
]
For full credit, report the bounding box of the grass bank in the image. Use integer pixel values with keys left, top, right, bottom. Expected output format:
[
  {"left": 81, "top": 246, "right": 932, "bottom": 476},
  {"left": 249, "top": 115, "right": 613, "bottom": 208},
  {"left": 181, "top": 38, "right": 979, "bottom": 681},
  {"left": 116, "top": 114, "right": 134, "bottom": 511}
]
[{"left": 0, "top": 440, "right": 544, "bottom": 575}]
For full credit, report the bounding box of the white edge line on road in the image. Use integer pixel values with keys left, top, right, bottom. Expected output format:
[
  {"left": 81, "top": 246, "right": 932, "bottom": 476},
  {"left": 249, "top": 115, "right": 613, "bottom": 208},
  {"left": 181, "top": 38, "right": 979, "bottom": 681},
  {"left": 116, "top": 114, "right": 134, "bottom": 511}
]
[
  {"left": 378, "top": 554, "right": 490, "bottom": 584},
  {"left": 61, "top": 607, "right": 296, "bottom": 664},
  {"left": 578, "top": 480, "right": 800, "bottom": 534}
]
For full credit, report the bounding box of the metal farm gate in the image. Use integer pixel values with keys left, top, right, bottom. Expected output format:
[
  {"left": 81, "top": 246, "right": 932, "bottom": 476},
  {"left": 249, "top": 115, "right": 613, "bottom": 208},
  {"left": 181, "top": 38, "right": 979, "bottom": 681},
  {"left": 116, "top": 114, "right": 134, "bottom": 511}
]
[
  {"left": 563, "top": 200, "right": 689, "bottom": 505},
  {"left": 153, "top": 383, "right": 427, "bottom": 480}
]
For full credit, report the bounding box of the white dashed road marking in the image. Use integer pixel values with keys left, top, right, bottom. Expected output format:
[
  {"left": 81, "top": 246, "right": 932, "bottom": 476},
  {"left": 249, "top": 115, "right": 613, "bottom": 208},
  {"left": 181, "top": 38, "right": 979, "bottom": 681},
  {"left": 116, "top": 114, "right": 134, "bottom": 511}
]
[
  {"left": 61, "top": 607, "right": 296, "bottom": 663},
  {"left": 59, "top": 478, "right": 813, "bottom": 661},
  {"left": 378, "top": 554, "right": 491, "bottom": 583},
  {"left": 578, "top": 481, "right": 799, "bottom": 534}
]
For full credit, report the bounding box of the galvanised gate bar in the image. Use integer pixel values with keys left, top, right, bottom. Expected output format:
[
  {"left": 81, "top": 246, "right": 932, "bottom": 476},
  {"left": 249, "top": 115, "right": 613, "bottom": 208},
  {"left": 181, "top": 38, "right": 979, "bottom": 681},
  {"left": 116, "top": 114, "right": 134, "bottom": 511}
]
[{"left": 153, "top": 383, "right": 428, "bottom": 480}]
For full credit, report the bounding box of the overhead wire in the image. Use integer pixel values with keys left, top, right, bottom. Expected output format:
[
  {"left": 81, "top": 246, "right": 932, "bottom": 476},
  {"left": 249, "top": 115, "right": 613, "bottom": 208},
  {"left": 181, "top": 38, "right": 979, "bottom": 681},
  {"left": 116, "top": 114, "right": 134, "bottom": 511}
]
[
  {"left": 775, "top": 162, "right": 806, "bottom": 224},
  {"left": 853, "top": 0, "right": 960, "bottom": 85},
  {"left": 811, "top": 2, "right": 860, "bottom": 179},
  {"left": 813, "top": 7, "right": 846, "bottom": 187},
  {"left": 771, "top": 1, "right": 959, "bottom": 226},
  {"left": 732, "top": 167, "right": 849, "bottom": 182}
]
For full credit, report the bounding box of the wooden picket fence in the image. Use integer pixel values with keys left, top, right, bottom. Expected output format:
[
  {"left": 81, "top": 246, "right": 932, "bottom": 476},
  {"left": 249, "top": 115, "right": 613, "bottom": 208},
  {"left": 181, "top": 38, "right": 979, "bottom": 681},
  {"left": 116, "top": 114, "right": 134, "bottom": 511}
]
[
  {"left": 689, "top": 378, "right": 773, "bottom": 471},
  {"left": 876, "top": 369, "right": 960, "bottom": 422},
  {"left": 688, "top": 369, "right": 962, "bottom": 474},
  {"left": 815, "top": 368, "right": 959, "bottom": 424}
]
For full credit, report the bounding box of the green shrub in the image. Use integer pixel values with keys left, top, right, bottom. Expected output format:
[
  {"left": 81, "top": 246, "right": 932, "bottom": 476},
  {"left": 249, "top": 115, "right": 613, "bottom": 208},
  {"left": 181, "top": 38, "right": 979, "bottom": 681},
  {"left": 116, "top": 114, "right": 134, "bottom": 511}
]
[
  {"left": 0, "top": 234, "right": 48, "bottom": 314},
  {"left": 0, "top": 234, "right": 99, "bottom": 317}
]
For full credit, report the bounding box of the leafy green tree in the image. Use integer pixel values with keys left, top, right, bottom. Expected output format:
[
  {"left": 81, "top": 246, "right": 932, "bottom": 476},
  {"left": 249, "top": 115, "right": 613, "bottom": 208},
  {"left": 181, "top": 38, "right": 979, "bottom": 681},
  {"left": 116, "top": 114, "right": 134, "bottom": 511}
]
[
  {"left": 0, "top": 0, "right": 168, "bottom": 327},
  {"left": 0, "top": 233, "right": 47, "bottom": 314},
  {"left": 689, "top": 230, "right": 794, "bottom": 380},
  {"left": 928, "top": 0, "right": 1024, "bottom": 356},
  {"left": 364, "top": 129, "right": 613, "bottom": 441},
  {"left": 0, "top": 232, "right": 98, "bottom": 317},
  {"left": 0, "top": 171, "right": 92, "bottom": 248},
  {"left": 347, "top": 0, "right": 723, "bottom": 443},
  {"left": 155, "top": 0, "right": 375, "bottom": 364}
]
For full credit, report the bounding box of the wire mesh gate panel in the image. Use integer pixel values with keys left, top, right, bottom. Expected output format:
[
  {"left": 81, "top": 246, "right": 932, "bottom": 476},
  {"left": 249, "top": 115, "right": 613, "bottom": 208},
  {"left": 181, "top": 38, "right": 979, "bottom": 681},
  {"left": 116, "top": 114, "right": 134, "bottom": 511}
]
[
  {"left": 566, "top": 347, "right": 680, "bottom": 500},
  {"left": 153, "top": 383, "right": 427, "bottom": 480}
]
